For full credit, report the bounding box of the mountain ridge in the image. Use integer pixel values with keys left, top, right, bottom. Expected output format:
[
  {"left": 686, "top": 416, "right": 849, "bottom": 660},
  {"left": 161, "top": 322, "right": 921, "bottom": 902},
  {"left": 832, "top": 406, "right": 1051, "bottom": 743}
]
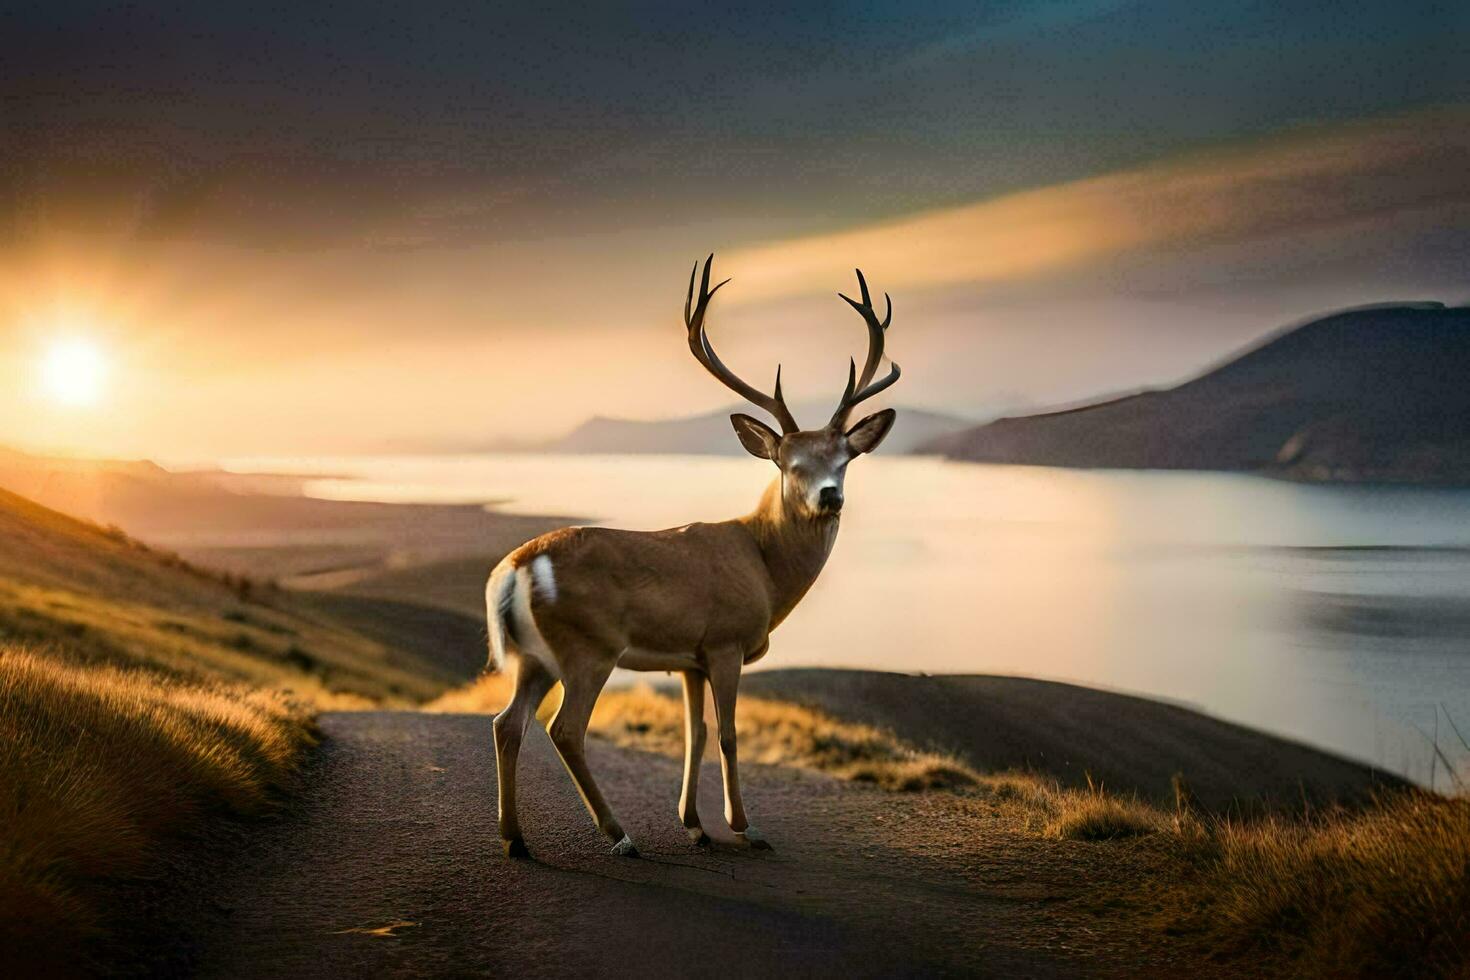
[
  {"left": 923, "top": 302, "right": 1470, "bottom": 484},
  {"left": 533, "top": 403, "right": 973, "bottom": 456}
]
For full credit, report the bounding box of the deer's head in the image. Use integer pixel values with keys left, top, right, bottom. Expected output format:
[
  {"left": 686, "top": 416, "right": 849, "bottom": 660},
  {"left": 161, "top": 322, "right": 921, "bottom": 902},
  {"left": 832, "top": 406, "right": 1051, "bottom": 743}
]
[{"left": 684, "top": 255, "right": 899, "bottom": 520}]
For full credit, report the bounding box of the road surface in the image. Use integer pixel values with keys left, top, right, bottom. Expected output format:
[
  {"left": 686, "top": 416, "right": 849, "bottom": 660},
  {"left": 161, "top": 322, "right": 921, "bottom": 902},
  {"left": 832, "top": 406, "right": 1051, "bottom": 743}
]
[{"left": 185, "top": 712, "right": 1203, "bottom": 977}]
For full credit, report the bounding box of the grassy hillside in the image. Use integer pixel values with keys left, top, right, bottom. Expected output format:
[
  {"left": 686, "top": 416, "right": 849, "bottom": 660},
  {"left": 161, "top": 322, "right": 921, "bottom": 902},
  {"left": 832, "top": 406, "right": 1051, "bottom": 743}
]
[
  {"left": 0, "top": 486, "right": 471, "bottom": 705},
  {"left": 327, "top": 553, "right": 502, "bottom": 618},
  {"left": 742, "top": 669, "right": 1405, "bottom": 812},
  {"left": 0, "top": 484, "right": 496, "bottom": 969},
  {"left": 0, "top": 645, "right": 314, "bottom": 974}
]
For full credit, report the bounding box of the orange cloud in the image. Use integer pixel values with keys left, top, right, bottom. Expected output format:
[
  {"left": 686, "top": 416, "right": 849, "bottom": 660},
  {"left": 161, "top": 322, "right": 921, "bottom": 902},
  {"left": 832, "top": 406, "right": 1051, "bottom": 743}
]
[{"left": 720, "top": 106, "right": 1470, "bottom": 302}]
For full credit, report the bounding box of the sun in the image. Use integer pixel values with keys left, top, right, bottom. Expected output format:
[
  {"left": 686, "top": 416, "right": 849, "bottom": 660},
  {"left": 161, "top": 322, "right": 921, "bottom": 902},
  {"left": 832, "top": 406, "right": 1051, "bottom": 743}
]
[{"left": 40, "top": 337, "right": 109, "bottom": 407}]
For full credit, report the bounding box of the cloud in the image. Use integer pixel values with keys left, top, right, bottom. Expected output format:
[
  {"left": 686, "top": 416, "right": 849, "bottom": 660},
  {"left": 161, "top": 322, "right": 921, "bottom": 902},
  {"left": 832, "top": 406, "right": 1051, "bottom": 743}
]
[
  {"left": 6, "top": 102, "right": 1468, "bottom": 458},
  {"left": 717, "top": 106, "right": 1470, "bottom": 305}
]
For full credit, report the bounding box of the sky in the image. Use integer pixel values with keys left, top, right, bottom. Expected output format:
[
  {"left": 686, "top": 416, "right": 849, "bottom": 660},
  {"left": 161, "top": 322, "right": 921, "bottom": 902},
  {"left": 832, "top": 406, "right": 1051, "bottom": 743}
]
[{"left": 2, "top": 1, "right": 1468, "bottom": 457}]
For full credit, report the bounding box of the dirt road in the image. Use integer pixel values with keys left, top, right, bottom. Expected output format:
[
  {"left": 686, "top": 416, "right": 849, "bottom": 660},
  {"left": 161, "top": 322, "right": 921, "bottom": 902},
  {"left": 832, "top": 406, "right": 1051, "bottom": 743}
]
[{"left": 183, "top": 712, "right": 1203, "bottom": 978}]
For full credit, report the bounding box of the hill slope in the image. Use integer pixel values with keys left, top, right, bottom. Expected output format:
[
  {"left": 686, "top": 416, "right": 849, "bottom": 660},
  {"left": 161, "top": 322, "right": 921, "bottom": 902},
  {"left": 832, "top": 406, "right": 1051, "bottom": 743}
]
[
  {"left": 0, "top": 487, "right": 477, "bottom": 703},
  {"left": 925, "top": 303, "right": 1470, "bottom": 483},
  {"left": 743, "top": 669, "right": 1403, "bottom": 813}
]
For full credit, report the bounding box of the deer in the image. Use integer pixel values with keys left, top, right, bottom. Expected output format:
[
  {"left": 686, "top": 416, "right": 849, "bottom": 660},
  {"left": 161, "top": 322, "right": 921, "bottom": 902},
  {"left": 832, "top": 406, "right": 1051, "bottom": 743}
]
[{"left": 486, "top": 254, "right": 900, "bottom": 858}]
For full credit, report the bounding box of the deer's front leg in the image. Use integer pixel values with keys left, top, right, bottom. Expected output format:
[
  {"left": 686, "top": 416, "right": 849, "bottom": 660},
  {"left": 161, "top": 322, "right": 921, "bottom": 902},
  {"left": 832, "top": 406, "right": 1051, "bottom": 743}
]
[
  {"left": 679, "top": 670, "right": 710, "bottom": 845},
  {"left": 708, "top": 653, "right": 772, "bottom": 851}
]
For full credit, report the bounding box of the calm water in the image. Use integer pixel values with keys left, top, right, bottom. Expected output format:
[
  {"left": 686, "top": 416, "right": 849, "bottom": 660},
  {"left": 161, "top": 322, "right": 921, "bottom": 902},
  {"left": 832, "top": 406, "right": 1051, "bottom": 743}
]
[{"left": 224, "top": 454, "right": 1470, "bottom": 787}]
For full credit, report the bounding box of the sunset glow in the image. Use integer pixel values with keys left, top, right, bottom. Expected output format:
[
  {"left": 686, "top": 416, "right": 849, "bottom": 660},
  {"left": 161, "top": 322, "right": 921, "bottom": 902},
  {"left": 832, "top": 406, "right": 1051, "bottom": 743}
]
[
  {"left": 39, "top": 337, "right": 108, "bottom": 408},
  {"left": 2, "top": 6, "right": 1468, "bottom": 976}
]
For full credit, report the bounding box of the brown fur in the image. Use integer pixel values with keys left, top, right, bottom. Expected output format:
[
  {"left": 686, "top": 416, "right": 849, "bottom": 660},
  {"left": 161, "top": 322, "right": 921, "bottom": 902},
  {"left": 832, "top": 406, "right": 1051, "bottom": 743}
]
[
  {"left": 509, "top": 479, "right": 837, "bottom": 659},
  {"left": 489, "top": 257, "right": 899, "bottom": 857},
  {"left": 489, "top": 424, "right": 886, "bottom": 857}
]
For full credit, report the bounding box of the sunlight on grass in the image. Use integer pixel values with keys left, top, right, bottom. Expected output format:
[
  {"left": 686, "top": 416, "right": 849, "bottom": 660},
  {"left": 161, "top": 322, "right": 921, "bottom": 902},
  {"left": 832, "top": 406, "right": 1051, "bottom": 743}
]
[
  {"left": 1163, "top": 792, "right": 1470, "bottom": 978},
  {"left": 1040, "top": 775, "right": 1167, "bottom": 841},
  {"left": 0, "top": 645, "right": 315, "bottom": 973},
  {"left": 0, "top": 577, "right": 426, "bottom": 708},
  {"left": 432, "top": 673, "right": 1468, "bottom": 976},
  {"left": 602, "top": 683, "right": 987, "bottom": 792},
  {"left": 0, "top": 487, "right": 454, "bottom": 706},
  {"left": 430, "top": 676, "right": 987, "bottom": 792},
  {"left": 424, "top": 670, "right": 514, "bottom": 713}
]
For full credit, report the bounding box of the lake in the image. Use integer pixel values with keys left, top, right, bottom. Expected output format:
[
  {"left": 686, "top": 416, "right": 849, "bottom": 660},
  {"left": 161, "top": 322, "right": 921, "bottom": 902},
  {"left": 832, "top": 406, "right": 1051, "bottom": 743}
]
[{"left": 223, "top": 453, "right": 1470, "bottom": 788}]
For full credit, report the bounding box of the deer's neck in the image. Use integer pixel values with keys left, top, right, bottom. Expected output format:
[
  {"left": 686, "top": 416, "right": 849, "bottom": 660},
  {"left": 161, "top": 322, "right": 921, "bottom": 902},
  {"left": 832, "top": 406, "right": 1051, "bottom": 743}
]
[{"left": 740, "top": 479, "right": 840, "bottom": 629}]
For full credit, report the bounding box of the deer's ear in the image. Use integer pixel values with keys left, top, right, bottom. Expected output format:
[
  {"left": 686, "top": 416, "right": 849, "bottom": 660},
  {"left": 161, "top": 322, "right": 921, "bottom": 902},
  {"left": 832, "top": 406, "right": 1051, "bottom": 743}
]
[
  {"left": 730, "top": 414, "right": 781, "bottom": 460},
  {"left": 845, "top": 409, "right": 897, "bottom": 455}
]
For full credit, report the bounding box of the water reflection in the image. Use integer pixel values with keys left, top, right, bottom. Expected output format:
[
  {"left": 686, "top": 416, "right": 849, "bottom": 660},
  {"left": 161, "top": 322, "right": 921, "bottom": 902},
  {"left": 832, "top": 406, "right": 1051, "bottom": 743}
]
[{"left": 223, "top": 454, "right": 1470, "bottom": 787}]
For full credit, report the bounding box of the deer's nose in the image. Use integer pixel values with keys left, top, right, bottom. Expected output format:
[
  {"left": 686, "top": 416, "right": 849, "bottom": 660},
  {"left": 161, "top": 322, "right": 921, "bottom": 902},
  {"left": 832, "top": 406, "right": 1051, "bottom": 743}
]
[{"left": 818, "top": 486, "right": 844, "bottom": 512}]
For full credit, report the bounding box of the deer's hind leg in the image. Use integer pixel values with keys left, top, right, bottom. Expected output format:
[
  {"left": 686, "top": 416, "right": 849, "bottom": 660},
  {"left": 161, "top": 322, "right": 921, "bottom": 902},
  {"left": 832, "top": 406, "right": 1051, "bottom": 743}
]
[
  {"left": 493, "top": 655, "right": 557, "bottom": 857},
  {"left": 544, "top": 641, "right": 635, "bottom": 856}
]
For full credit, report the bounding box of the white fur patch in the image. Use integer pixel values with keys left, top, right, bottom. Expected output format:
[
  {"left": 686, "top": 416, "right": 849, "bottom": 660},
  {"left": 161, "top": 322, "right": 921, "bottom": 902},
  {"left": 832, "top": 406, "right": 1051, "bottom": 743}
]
[
  {"left": 510, "top": 564, "right": 561, "bottom": 677},
  {"left": 484, "top": 560, "right": 517, "bottom": 673},
  {"left": 530, "top": 554, "right": 558, "bottom": 602}
]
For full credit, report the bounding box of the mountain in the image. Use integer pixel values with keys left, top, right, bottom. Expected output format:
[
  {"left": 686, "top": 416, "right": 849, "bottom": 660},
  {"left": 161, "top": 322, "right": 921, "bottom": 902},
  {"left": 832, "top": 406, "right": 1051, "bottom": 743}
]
[
  {"left": 539, "top": 404, "right": 973, "bottom": 456},
  {"left": 922, "top": 303, "right": 1470, "bottom": 484}
]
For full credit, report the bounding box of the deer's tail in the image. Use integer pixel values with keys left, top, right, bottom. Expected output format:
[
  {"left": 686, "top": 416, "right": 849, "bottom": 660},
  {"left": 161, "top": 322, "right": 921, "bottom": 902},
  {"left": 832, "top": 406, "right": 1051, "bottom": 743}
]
[{"left": 485, "top": 559, "right": 520, "bottom": 674}]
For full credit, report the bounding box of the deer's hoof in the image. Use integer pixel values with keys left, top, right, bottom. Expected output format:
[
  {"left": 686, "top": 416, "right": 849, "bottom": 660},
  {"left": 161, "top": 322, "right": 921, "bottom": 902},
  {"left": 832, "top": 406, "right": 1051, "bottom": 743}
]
[
  {"left": 739, "top": 826, "right": 774, "bottom": 851},
  {"left": 503, "top": 837, "right": 530, "bottom": 859},
  {"left": 611, "top": 834, "right": 640, "bottom": 858},
  {"left": 686, "top": 826, "right": 712, "bottom": 847}
]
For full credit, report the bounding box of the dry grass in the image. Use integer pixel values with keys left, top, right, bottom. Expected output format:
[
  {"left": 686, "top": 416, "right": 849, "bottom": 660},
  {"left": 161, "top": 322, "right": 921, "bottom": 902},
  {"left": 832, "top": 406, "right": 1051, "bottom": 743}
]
[
  {"left": 433, "top": 675, "right": 1468, "bottom": 977},
  {"left": 0, "top": 577, "right": 438, "bottom": 708},
  {"left": 0, "top": 644, "right": 315, "bottom": 973},
  {"left": 1164, "top": 791, "right": 1470, "bottom": 978},
  {"left": 589, "top": 681, "right": 1470, "bottom": 975},
  {"left": 430, "top": 676, "right": 983, "bottom": 792},
  {"left": 1043, "top": 782, "right": 1167, "bottom": 841},
  {"left": 0, "top": 486, "right": 461, "bottom": 706},
  {"left": 430, "top": 677, "right": 1167, "bottom": 810},
  {"left": 599, "top": 683, "right": 985, "bottom": 792},
  {"left": 1036, "top": 782, "right": 1469, "bottom": 977},
  {"left": 424, "top": 671, "right": 515, "bottom": 714}
]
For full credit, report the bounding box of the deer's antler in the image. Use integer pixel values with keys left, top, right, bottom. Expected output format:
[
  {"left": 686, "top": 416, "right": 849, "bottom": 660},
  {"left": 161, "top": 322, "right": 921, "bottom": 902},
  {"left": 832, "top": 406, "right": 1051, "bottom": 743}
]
[
  {"left": 829, "top": 268, "right": 900, "bottom": 429},
  {"left": 684, "top": 254, "right": 800, "bottom": 434}
]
